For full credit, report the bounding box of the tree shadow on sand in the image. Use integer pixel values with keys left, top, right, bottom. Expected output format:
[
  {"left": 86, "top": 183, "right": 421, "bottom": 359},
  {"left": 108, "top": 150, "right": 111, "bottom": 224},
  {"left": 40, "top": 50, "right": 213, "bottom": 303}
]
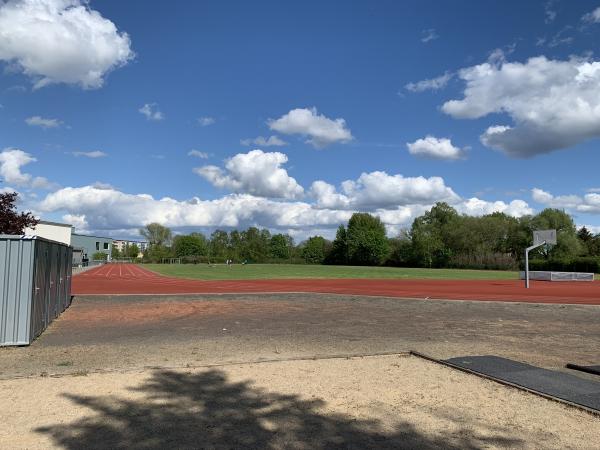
[{"left": 37, "top": 368, "right": 523, "bottom": 449}]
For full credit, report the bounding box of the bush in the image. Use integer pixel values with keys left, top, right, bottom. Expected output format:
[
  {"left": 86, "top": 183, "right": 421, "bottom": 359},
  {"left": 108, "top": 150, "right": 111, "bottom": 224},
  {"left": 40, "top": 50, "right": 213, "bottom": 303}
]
[
  {"left": 527, "top": 257, "right": 600, "bottom": 273},
  {"left": 448, "top": 253, "right": 518, "bottom": 271},
  {"left": 92, "top": 252, "right": 108, "bottom": 261}
]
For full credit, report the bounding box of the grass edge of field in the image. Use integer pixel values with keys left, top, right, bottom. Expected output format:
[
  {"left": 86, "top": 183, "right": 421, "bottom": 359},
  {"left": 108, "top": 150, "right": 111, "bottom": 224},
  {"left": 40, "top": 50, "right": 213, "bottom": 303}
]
[{"left": 141, "top": 263, "right": 519, "bottom": 281}]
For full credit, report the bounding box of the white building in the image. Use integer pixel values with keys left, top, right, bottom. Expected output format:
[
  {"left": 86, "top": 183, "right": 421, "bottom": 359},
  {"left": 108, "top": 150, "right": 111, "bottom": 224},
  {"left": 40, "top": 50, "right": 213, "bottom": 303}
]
[
  {"left": 113, "top": 239, "right": 148, "bottom": 257},
  {"left": 24, "top": 220, "right": 73, "bottom": 246}
]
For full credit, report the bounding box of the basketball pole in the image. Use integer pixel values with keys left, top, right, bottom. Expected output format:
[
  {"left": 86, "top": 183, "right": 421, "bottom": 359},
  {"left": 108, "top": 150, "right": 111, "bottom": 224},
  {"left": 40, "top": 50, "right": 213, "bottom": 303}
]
[{"left": 525, "top": 241, "right": 546, "bottom": 289}]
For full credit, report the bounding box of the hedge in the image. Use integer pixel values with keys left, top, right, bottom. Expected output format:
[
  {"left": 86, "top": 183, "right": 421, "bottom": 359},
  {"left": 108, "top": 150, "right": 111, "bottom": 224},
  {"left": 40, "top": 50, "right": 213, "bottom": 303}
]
[{"left": 527, "top": 257, "right": 600, "bottom": 273}]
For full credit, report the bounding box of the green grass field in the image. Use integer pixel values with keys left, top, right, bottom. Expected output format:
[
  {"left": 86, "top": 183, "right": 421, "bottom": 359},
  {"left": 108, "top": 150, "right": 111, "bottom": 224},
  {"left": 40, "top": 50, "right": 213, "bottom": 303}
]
[{"left": 144, "top": 263, "right": 519, "bottom": 281}]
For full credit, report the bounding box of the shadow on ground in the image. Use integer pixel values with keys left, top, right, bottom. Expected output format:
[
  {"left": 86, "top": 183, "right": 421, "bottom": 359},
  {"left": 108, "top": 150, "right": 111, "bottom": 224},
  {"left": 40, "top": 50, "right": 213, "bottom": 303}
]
[{"left": 37, "top": 369, "right": 523, "bottom": 449}]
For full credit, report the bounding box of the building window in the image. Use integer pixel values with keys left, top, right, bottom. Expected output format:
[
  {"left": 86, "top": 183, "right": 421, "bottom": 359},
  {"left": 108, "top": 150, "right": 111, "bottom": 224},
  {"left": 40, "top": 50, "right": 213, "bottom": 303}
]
[
  {"left": 104, "top": 242, "right": 109, "bottom": 250},
  {"left": 96, "top": 242, "right": 100, "bottom": 251}
]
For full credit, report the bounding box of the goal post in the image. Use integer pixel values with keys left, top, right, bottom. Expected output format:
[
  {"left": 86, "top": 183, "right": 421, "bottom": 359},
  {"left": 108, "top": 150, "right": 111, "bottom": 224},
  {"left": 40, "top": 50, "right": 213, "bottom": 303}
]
[{"left": 525, "top": 229, "right": 557, "bottom": 288}]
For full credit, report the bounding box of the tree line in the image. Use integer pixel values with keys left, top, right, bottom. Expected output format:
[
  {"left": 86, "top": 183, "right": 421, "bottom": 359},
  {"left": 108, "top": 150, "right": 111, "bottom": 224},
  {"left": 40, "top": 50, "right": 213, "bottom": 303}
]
[{"left": 136, "top": 203, "right": 600, "bottom": 272}]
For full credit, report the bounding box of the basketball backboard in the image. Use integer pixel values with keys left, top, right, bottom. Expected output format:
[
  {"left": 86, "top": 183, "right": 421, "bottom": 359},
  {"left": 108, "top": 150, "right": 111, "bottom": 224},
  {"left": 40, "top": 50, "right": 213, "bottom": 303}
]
[{"left": 533, "top": 229, "right": 557, "bottom": 246}]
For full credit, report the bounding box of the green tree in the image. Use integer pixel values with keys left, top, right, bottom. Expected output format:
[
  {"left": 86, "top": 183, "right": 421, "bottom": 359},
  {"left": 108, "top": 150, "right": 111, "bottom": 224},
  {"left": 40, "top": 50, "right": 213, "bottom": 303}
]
[
  {"left": 173, "top": 234, "right": 208, "bottom": 258},
  {"left": 111, "top": 246, "right": 121, "bottom": 259},
  {"left": 386, "top": 230, "right": 413, "bottom": 266},
  {"left": 410, "top": 203, "right": 459, "bottom": 267},
  {"left": 325, "top": 225, "right": 348, "bottom": 264},
  {"left": 126, "top": 243, "right": 140, "bottom": 258},
  {"left": 228, "top": 230, "right": 242, "bottom": 260},
  {"left": 139, "top": 223, "right": 172, "bottom": 246},
  {"left": 301, "top": 236, "right": 330, "bottom": 264},
  {"left": 144, "top": 244, "right": 173, "bottom": 263},
  {"left": 209, "top": 230, "right": 229, "bottom": 260},
  {"left": 530, "top": 208, "right": 582, "bottom": 259},
  {"left": 269, "top": 234, "right": 292, "bottom": 259},
  {"left": 240, "top": 227, "right": 270, "bottom": 262},
  {"left": 346, "top": 213, "right": 389, "bottom": 266},
  {"left": 92, "top": 251, "right": 107, "bottom": 261}
]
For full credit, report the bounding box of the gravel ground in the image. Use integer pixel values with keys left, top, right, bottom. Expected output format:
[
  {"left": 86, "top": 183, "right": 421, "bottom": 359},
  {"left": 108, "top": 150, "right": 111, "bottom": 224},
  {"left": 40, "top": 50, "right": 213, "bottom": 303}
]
[
  {"left": 1, "top": 293, "right": 599, "bottom": 380},
  {"left": 1, "top": 355, "right": 598, "bottom": 449}
]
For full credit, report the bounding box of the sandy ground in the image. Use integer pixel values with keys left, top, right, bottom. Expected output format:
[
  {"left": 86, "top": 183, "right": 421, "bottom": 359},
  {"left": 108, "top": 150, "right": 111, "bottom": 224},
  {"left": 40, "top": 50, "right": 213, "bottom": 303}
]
[{"left": 1, "top": 355, "right": 598, "bottom": 449}]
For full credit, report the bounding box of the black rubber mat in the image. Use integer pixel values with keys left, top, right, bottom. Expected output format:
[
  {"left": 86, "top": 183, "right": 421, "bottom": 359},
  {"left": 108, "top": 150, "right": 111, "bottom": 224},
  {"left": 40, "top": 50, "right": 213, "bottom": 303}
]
[
  {"left": 445, "top": 355, "right": 600, "bottom": 411},
  {"left": 566, "top": 363, "right": 600, "bottom": 376}
]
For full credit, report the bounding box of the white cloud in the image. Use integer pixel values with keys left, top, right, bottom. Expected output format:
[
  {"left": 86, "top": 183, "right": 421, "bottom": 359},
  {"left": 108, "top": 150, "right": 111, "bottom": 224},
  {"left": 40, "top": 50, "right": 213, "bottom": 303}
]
[
  {"left": 443, "top": 55, "right": 600, "bottom": 157},
  {"left": 62, "top": 213, "right": 88, "bottom": 232},
  {"left": 406, "top": 136, "right": 464, "bottom": 160},
  {"left": 188, "top": 150, "right": 210, "bottom": 159},
  {"left": 547, "top": 26, "right": 573, "bottom": 48},
  {"left": 532, "top": 188, "right": 600, "bottom": 213},
  {"left": 38, "top": 186, "right": 351, "bottom": 233},
  {"left": 0, "top": 0, "right": 133, "bottom": 89},
  {"left": 240, "top": 136, "right": 287, "bottom": 147},
  {"left": 544, "top": 1, "right": 557, "bottom": 24},
  {"left": 194, "top": 149, "right": 304, "bottom": 199},
  {"left": 268, "top": 107, "right": 353, "bottom": 148},
  {"left": 25, "top": 116, "right": 62, "bottom": 128},
  {"left": 139, "top": 103, "right": 164, "bottom": 121},
  {"left": 0, "top": 148, "right": 53, "bottom": 189},
  {"left": 580, "top": 224, "right": 600, "bottom": 234},
  {"left": 71, "top": 150, "right": 107, "bottom": 158},
  {"left": 458, "top": 198, "right": 533, "bottom": 217},
  {"left": 421, "top": 28, "right": 439, "bottom": 43},
  {"left": 37, "top": 182, "right": 533, "bottom": 239},
  {"left": 197, "top": 116, "right": 215, "bottom": 126},
  {"left": 582, "top": 6, "right": 600, "bottom": 24},
  {"left": 405, "top": 72, "right": 452, "bottom": 93},
  {"left": 310, "top": 171, "right": 460, "bottom": 210}
]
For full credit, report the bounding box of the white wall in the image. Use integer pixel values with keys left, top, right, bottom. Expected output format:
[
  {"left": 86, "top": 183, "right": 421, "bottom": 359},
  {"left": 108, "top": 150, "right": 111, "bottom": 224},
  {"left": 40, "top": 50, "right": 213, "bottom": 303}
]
[{"left": 24, "top": 223, "right": 72, "bottom": 245}]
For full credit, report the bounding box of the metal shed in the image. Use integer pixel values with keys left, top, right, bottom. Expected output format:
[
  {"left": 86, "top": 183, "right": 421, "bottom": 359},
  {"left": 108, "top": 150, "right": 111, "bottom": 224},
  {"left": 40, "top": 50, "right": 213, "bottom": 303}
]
[{"left": 0, "top": 235, "right": 73, "bottom": 346}]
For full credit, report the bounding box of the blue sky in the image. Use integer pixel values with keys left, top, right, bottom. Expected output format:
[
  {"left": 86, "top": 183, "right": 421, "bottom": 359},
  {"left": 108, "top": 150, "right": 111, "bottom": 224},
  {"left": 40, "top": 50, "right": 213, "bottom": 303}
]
[{"left": 1, "top": 0, "right": 600, "bottom": 240}]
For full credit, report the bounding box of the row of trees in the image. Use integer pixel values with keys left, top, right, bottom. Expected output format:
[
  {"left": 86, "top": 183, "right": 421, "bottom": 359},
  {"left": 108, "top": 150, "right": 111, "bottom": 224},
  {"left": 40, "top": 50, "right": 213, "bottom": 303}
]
[
  {"left": 5, "top": 190, "right": 596, "bottom": 271},
  {"left": 136, "top": 203, "right": 600, "bottom": 270},
  {"left": 136, "top": 223, "right": 300, "bottom": 263}
]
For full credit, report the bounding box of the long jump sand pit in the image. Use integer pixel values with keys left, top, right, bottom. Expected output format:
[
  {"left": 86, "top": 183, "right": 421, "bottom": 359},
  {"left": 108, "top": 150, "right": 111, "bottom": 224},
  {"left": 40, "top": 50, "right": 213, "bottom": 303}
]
[
  {"left": 72, "top": 264, "right": 600, "bottom": 305},
  {"left": 1, "top": 354, "right": 598, "bottom": 449}
]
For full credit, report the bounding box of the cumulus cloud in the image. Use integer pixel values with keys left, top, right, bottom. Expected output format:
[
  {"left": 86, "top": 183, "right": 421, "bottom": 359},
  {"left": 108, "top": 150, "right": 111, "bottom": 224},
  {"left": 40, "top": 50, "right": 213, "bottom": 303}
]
[
  {"left": 71, "top": 150, "right": 107, "bottom": 158},
  {"left": 38, "top": 186, "right": 351, "bottom": 233},
  {"left": 268, "top": 107, "right": 353, "bottom": 148},
  {"left": 188, "top": 150, "right": 210, "bottom": 159},
  {"left": 37, "top": 182, "right": 533, "bottom": 239},
  {"left": 0, "top": 0, "right": 133, "bottom": 89},
  {"left": 406, "top": 136, "right": 464, "bottom": 160},
  {"left": 139, "top": 103, "right": 164, "bottom": 121},
  {"left": 458, "top": 198, "right": 533, "bottom": 217},
  {"left": 25, "top": 115, "right": 62, "bottom": 128},
  {"left": 532, "top": 188, "right": 600, "bottom": 213},
  {"left": 310, "top": 171, "right": 460, "bottom": 210},
  {"left": 197, "top": 117, "right": 215, "bottom": 126},
  {"left": 405, "top": 72, "right": 452, "bottom": 93},
  {"left": 582, "top": 6, "right": 600, "bottom": 24},
  {"left": 62, "top": 213, "right": 88, "bottom": 232},
  {"left": 0, "top": 148, "right": 53, "bottom": 188},
  {"left": 240, "top": 136, "right": 287, "bottom": 147},
  {"left": 442, "top": 55, "right": 600, "bottom": 157},
  {"left": 194, "top": 149, "right": 304, "bottom": 199},
  {"left": 421, "top": 28, "right": 439, "bottom": 43}
]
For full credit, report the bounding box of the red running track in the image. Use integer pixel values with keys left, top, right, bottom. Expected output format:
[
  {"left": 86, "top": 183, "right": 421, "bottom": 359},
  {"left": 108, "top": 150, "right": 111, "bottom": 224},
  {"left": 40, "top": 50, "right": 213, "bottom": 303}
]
[{"left": 71, "top": 264, "right": 600, "bottom": 305}]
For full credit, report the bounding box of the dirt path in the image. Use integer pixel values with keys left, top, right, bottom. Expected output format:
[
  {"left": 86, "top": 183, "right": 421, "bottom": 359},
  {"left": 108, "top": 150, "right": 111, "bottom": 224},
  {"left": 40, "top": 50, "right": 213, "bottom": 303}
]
[
  {"left": 72, "top": 264, "right": 600, "bottom": 305},
  {"left": 1, "top": 355, "right": 598, "bottom": 449}
]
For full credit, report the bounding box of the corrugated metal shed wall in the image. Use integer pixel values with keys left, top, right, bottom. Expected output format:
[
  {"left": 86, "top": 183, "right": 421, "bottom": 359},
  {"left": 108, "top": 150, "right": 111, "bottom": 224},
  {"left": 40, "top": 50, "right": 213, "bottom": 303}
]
[{"left": 0, "top": 235, "right": 73, "bottom": 346}]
